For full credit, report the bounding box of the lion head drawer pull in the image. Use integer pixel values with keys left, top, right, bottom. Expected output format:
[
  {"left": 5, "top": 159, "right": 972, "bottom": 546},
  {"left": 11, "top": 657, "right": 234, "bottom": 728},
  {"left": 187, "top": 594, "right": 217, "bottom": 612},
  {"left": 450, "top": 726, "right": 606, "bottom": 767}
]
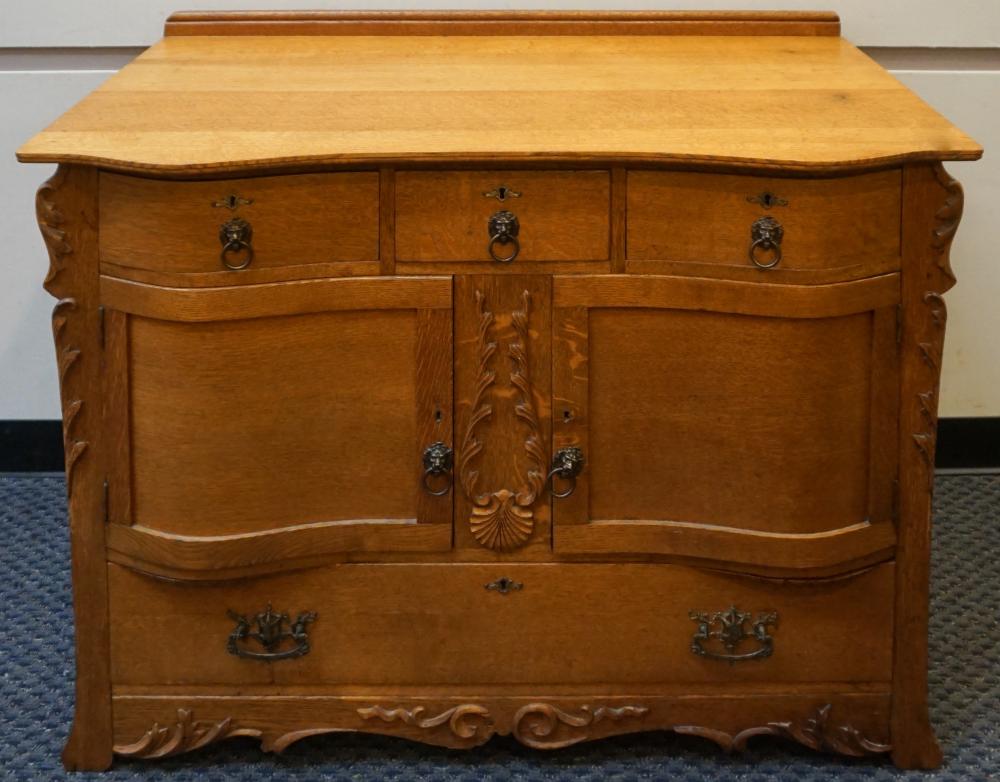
[
  {"left": 689, "top": 606, "right": 778, "bottom": 663},
  {"left": 547, "top": 446, "right": 586, "bottom": 498},
  {"left": 749, "top": 215, "right": 784, "bottom": 269},
  {"left": 421, "top": 441, "right": 454, "bottom": 496},
  {"left": 219, "top": 217, "right": 254, "bottom": 270},
  {"left": 487, "top": 210, "right": 520, "bottom": 263},
  {"left": 226, "top": 604, "right": 316, "bottom": 661}
]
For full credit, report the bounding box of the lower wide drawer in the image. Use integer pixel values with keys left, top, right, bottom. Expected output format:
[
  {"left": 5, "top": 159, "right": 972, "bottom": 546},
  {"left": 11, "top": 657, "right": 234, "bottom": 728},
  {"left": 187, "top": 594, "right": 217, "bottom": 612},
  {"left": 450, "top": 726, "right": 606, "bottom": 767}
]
[{"left": 108, "top": 562, "right": 893, "bottom": 688}]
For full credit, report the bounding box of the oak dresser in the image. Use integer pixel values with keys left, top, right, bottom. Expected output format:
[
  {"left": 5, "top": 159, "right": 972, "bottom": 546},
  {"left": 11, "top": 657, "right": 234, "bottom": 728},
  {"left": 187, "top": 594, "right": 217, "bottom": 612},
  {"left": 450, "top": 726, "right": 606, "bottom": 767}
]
[{"left": 16, "top": 10, "right": 982, "bottom": 771}]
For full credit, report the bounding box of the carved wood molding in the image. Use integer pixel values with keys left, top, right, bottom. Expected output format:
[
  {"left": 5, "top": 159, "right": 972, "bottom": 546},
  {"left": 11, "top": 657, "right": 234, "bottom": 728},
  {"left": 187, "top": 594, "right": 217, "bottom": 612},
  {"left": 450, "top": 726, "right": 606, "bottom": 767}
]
[
  {"left": 930, "top": 162, "right": 963, "bottom": 288},
  {"left": 676, "top": 703, "right": 891, "bottom": 757},
  {"left": 459, "top": 289, "right": 546, "bottom": 551},
  {"left": 113, "top": 708, "right": 252, "bottom": 759},
  {"left": 112, "top": 699, "right": 892, "bottom": 760},
  {"left": 37, "top": 167, "right": 73, "bottom": 293},
  {"left": 36, "top": 168, "right": 90, "bottom": 496},
  {"left": 512, "top": 703, "right": 649, "bottom": 749},
  {"left": 51, "top": 299, "right": 88, "bottom": 495},
  {"left": 909, "top": 164, "right": 964, "bottom": 487},
  {"left": 357, "top": 704, "right": 495, "bottom": 742}
]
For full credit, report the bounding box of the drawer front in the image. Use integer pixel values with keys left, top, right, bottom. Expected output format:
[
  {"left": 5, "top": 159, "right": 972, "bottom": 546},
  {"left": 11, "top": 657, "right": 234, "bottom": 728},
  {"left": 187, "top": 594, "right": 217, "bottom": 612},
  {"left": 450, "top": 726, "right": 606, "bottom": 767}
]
[
  {"left": 627, "top": 170, "right": 901, "bottom": 281},
  {"left": 100, "top": 172, "right": 380, "bottom": 279},
  {"left": 108, "top": 562, "right": 893, "bottom": 688},
  {"left": 395, "top": 171, "right": 610, "bottom": 264}
]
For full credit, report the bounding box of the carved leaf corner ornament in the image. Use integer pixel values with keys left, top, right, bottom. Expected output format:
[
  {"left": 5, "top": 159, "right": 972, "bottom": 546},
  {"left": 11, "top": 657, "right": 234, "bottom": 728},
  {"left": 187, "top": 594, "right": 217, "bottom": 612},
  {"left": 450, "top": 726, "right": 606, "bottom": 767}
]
[
  {"left": 675, "top": 703, "right": 891, "bottom": 758},
  {"left": 36, "top": 167, "right": 90, "bottom": 496},
  {"left": 909, "top": 164, "right": 965, "bottom": 491},
  {"left": 113, "top": 709, "right": 251, "bottom": 759},
  {"left": 459, "top": 289, "right": 546, "bottom": 551}
]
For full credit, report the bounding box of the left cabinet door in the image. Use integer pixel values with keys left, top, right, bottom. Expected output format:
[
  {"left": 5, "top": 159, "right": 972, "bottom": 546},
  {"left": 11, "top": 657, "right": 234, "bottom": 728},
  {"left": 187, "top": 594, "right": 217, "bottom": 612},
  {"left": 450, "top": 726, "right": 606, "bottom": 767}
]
[{"left": 101, "top": 275, "right": 454, "bottom": 574}]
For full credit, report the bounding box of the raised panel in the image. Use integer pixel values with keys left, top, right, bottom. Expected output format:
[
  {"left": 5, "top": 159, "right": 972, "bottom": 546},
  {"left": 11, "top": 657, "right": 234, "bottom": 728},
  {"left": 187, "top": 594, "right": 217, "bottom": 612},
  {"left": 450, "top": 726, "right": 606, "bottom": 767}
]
[
  {"left": 589, "top": 308, "right": 871, "bottom": 531},
  {"left": 551, "top": 275, "right": 898, "bottom": 571},
  {"left": 129, "top": 310, "right": 418, "bottom": 534}
]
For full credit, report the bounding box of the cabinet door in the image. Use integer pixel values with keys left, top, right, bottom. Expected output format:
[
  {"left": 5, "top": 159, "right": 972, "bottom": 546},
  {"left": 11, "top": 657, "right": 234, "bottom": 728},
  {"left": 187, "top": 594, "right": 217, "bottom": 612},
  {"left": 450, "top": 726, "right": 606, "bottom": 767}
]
[
  {"left": 551, "top": 275, "right": 899, "bottom": 573},
  {"left": 101, "top": 276, "right": 453, "bottom": 573}
]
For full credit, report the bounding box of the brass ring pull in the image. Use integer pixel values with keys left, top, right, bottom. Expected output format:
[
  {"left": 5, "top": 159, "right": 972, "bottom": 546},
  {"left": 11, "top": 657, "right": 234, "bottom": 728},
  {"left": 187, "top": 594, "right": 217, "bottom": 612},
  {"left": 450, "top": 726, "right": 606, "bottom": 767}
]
[
  {"left": 422, "top": 469, "right": 453, "bottom": 497},
  {"left": 221, "top": 239, "right": 254, "bottom": 270},
  {"left": 487, "top": 210, "right": 520, "bottom": 263},
  {"left": 749, "top": 216, "right": 783, "bottom": 269},
  {"left": 219, "top": 217, "right": 254, "bottom": 270},
  {"left": 422, "top": 441, "right": 454, "bottom": 496},
  {"left": 488, "top": 233, "right": 520, "bottom": 264},
  {"left": 547, "top": 446, "right": 586, "bottom": 499}
]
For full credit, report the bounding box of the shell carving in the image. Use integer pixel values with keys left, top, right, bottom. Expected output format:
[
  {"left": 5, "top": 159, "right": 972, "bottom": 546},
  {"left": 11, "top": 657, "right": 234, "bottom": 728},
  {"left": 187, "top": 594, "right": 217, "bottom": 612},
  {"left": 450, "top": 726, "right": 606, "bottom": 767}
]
[
  {"left": 469, "top": 489, "right": 535, "bottom": 550},
  {"left": 459, "top": 290, "right": 545, "bottom": 551}
]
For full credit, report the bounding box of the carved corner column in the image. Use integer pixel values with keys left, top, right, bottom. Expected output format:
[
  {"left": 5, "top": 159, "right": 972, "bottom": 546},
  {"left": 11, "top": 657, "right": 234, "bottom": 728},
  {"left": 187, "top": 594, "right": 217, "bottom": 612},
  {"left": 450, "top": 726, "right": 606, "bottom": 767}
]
[
  {"left": 891, "top": 162, "right": 963, "bottom": 769},
  {"left": 38, "top": 165, "right": 113, "bottom": 771}
]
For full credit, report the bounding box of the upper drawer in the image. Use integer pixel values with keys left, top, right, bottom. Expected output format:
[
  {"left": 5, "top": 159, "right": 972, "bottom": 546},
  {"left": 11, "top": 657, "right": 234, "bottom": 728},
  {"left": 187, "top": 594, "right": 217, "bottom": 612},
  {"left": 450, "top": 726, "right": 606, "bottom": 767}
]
[
  {"left": 627, "top": 170, "right": 902, "bottom": 282},
  {"left": 395, "top": 171, "right": 610, "bottom": 266},
  {"left": 99, "top": 172, "right": 380, "bottom": 282}
]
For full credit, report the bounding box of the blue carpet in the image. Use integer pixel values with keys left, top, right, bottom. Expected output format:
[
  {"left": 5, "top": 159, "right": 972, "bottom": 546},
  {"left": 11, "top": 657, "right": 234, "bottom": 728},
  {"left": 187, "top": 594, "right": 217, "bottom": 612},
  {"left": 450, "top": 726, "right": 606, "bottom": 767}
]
[{"left": 1, "top": 473, "right": 997, "bottom": 780}]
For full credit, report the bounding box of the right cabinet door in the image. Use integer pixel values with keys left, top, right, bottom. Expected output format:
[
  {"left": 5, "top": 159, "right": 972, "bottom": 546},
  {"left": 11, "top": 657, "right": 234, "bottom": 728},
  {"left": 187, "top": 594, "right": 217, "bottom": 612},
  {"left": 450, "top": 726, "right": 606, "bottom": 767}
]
[{"left": 551, "top": 274, "right": 900, "bottom": 573}]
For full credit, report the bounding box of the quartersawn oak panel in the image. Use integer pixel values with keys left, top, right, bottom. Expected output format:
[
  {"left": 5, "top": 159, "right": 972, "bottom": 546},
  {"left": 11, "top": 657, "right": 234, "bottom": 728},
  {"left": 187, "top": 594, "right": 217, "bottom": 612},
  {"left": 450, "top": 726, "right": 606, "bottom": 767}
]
[
  {"left": 107, "top": 562, "right": 894, "bottom": 687},
  {"left": 128, "top": 310, "right": 419, "bottom": 535},
  {"left": 100, "top": 172, "right": 379, "bottom": 278},
  {"left": 627, "top": 169, "right": 902, "bottom": 281},
  {"left": 587, "top": 308, "right": 873, "bottom": 533},
  {"left": 396, "top": 171, "right": 610, "bottom": 264},
  {"left": 17, "top": 34, "right": 981, "bottom": 173}
]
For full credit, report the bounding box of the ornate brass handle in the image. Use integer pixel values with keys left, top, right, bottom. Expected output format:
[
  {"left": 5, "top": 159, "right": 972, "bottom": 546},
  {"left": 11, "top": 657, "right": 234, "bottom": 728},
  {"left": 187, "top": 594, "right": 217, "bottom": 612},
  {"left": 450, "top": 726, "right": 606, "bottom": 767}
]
[
  {"left": 227, "top": 604, "right": 316, "bottom": 661},
  {"left": 421, "top": 441, "right": 454, "bottom": 496},
  {"left": 219, "top": 217, "right": 254, "bottom": 270},
  {"left": 689, "top": 606, "right": 778, "bottom": 663},
  {"left": 547, "top": 446, "right": 586, "bottom": 498},
  {"left": 488, "top": 210, "right": 520, "bottom": 263},
  {"left": 749, "top": 215, "right": 783, "bottom": 269}
]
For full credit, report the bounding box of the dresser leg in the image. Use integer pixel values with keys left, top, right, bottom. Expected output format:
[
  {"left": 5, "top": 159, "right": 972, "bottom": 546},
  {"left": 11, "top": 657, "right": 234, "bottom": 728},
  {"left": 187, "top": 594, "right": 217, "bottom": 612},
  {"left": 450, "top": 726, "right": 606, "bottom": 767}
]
[
  {"left": 889, "top": 163, "right": 964, "bottom": 772},
  {"left": 890, "top": 718, "right": 942, "bottom": 770},
  {"left": 36, "top": 166, "right": 115, "bottom": 772},
  {"left": 62, "top": 721, "right": 113, "bottom": 772}
]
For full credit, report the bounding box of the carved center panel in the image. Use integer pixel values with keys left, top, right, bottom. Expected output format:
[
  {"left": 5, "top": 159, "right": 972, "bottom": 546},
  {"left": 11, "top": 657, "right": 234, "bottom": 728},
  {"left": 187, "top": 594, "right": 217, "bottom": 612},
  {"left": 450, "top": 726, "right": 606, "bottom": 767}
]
[{"left": 457, "top": 282, "right": 549, "bottom": 551}]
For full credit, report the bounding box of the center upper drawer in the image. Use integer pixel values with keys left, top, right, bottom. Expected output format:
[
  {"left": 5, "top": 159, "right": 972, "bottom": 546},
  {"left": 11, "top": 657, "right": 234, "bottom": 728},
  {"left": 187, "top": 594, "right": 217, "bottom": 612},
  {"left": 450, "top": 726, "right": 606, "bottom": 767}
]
[{"left": 395, "top": 170, "right": 611, "bottom": 266}]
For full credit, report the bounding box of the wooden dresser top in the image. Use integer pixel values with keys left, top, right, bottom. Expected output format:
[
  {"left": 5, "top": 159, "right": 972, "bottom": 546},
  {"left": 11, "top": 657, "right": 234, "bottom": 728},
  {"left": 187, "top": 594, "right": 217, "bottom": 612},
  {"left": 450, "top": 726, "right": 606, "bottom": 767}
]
[{"left": 17, "top": 11, "right": 982, "bottom": 175}]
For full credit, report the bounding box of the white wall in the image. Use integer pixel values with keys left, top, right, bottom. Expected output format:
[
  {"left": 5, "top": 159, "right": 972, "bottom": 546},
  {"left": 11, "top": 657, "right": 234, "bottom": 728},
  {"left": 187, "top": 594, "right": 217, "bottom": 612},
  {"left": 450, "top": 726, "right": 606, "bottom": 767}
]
[{"left": 2, "top": 2, "right": 998, "bottom": 418}]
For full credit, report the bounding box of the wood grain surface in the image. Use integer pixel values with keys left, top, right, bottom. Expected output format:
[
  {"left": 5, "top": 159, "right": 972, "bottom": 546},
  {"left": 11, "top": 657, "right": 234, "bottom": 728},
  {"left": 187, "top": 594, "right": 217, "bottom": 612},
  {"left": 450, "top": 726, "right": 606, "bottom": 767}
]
[
  {"left": 627, "top": 169, "right": 902, "bottom": 281},
  {"left": 17, "top": 33, "right": 980, "bottom": 173},
  {"left": 396, "top": 170, "right": 610, "bottom": 263},
  {"left": 107, "top": 562, "right": 894, "bottom": 688},
  {"left": 99, "top": 172, "right": 379, "bottom": 275},
  {"left": 165, "top": 10, "right": 843, "bottom": 37}
]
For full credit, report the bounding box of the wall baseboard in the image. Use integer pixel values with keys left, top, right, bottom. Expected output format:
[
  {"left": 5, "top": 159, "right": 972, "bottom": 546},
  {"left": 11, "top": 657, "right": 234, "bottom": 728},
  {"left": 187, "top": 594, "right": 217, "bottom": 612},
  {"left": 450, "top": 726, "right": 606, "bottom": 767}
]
[{"left": 1, "top": 418, "right": 997, "bottom": 474}]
